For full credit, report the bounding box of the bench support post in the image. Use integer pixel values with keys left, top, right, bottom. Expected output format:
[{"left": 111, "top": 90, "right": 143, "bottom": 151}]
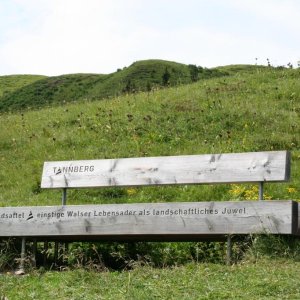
[
  {"left": 259, "top": 182, "right": 264, "bottom": 201},
  {"left": 62, "top": 188, "right": 67, "bottom": 206},
  {"left": 59, "top": 188, "right": 68, "bottom": 266},
  {"left": 15, "top": 237, "right": 26, "bottom": 275},
  {"left": 226, "top": 235, "right": 232, "bottom": 265},
  {"left": 32, "top": 239, "right": 37, "bottom": 268},
  {"left": 21, "top": 237, "right": 26, "bottom": 271},
  {"left": 43, "top": 241, "right": 48, "bottom": 267},
  {"left": 54, "top": 241, "right": 59, "bottom": 266}
]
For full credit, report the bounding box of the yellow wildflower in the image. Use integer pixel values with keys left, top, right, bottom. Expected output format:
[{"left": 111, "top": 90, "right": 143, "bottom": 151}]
[
  {"left": 287, "top": 187, "right": 297, "bottom": 194},
  {"left": 127, "top": 188, "right": 137, "bottom": 196}
]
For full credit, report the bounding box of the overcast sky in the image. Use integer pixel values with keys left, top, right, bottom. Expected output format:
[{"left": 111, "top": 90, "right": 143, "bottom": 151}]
[{"left": 0, "top": 0, "right": 299, "bottom": 76}]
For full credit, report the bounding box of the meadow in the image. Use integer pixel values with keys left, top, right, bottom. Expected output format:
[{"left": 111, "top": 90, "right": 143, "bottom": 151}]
[
  {"left": 0, "top": 65, "right": 300, "bottom": 299},
  {"left": 1, "top": 259, "right": 300, "bottom": 299}
]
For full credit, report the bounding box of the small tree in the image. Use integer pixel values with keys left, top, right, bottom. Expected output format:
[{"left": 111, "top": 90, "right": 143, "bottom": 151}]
[
  {"left": 146, "top": 81, "right": 152, "bottom": 92},
  {"left": 162, "top": 68, "right": 171, "bottom": 86},
  {"left": 123, "top": 79, "right": 136, "bottom": 93},
  {"left": 188, "top": 64, "right": 199, "bottom": 82}
]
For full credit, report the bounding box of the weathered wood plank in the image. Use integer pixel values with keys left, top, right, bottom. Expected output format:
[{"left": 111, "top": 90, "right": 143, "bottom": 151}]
[
  {"left": 41, "top": 151, "right": 290, "bottom": 189},
  {"left": 0, "top": 201, "right": 296, "bottom": 239}
]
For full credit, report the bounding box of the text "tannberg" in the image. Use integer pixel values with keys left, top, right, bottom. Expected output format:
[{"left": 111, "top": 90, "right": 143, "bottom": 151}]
[{"left": 53, "top": 165, "right": 95, "bottom": 175}]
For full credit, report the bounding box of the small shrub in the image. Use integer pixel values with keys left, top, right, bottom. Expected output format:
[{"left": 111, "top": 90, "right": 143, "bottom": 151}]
[
  {"left": 0, "top": 239, "right": 20, "bottom": 271},
  {"left": 246, "top": 235, "right": 300, "bottom": 261}
]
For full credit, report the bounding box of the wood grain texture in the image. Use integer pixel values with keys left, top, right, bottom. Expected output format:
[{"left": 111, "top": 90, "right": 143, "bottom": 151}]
[
  {"left": 0, "top": 201, "right": 296, "bottom": 239},
  {"left": 41, "top": 151, "right": 290, "bottom": 189}
]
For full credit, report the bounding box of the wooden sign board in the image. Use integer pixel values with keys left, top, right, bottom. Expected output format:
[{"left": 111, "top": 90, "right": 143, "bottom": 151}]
[
  {"left": 41, "top": 151, "right": 290, "bottom": 189},
  {"left": 0, "top": 201, "right": 297, "bottom": 240}
]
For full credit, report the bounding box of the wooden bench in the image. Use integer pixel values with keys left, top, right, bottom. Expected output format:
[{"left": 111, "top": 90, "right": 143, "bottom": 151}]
[{"left": 0, "top": 151, "right": 297, "bottom": 269}]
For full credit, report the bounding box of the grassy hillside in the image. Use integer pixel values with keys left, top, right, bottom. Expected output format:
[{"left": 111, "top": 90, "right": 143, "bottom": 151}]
[
  {"left": 0, "top": 65, "right": 299, "bottom": 206},
  {"left": 0, "top": 59, "right": 227, "bottom": 112},
  {"left": 0, "top": 74, "right": 46, "bottom": 97},
  {"left": 216, "top": 64, "right": 268, "bottom": 75},
  {"left": 0, "top": 65, "right": 300, "bottom": 298}
]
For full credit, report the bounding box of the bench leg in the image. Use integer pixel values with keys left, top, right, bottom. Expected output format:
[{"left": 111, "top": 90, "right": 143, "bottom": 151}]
[
  {"left": 31, "top": 239, "right": 37, "bottom": 268},
  {"left": 226, "top": 235, "right": 232, "bottom": 265},
  {"left": 54, "top": 241, "right": 59, "bottom": 266},
  {"left": 43, "top": 241, "right": 49, "bottom": 267},
  {"left": 15, "top": 238, "right": 26, "bottom": 275}
]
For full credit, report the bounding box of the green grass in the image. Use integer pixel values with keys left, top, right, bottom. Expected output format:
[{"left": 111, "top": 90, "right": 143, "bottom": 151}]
[
  {"left": 0, "top": 64, "right": 300, "bottom": 298},
  {"left": 0, "top": 74, "right": 46, "bottom": 97},
  {"left": 0, "top": 66, "right": 299, "bottom": 206},
  {"left": 1, "top": 258, "right": 300, "bottom": 299},
  {"left": 0, "top": 59, "right": 227, "bottom": 112}
]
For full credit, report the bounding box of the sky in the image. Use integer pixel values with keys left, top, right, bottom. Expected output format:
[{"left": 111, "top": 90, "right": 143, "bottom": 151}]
[{"left": 0, "top": 0, "right": 299, "bottom": 76}]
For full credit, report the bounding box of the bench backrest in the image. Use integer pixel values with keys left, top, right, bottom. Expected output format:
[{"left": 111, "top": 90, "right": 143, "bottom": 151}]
[
  {"left": 41, "top": 151, "right": 290, "bottom": 189},
  {"left": 0, "top": 150, "right": 296, "bottom": 241}
]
